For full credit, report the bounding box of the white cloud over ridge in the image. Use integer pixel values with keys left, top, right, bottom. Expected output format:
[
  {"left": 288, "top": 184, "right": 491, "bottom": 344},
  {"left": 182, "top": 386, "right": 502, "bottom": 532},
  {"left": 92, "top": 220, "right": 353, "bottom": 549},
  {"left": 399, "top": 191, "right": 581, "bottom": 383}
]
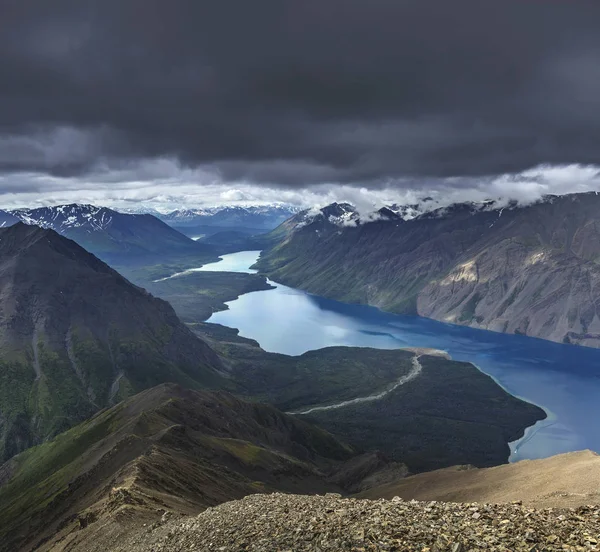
[{"left": 0, "top": 161, "right": 598, "bottom": 213}]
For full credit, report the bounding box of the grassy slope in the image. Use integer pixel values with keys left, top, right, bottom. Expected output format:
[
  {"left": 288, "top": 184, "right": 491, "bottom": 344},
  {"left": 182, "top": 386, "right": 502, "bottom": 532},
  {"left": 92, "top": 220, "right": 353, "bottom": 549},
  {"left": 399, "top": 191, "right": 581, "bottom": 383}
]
[
  {"left": 0, "top": 226, "right": 226, "bottom": 462},
  {"left": 0, "top": 384, "right": 353, "bottom": 552},
  {"left": 221, "top": 344, "right": 417, "bottom": 411}
]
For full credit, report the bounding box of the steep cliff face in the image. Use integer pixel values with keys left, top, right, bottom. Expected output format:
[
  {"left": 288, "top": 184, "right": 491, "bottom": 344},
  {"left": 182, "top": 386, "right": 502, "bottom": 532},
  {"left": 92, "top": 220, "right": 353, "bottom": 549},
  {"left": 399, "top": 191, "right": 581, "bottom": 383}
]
[
  {"left": 418, "top": 194, "right": 600, "bottom": 346},
  {"left": 256, "top": 193, "right": 600, "bottom": 347}
]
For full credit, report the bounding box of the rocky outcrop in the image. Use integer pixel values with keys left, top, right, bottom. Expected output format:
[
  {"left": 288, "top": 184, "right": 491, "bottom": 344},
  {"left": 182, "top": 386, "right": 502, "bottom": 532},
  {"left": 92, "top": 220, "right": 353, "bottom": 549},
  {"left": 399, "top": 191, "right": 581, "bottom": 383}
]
[{"left": 256, "top": 192, "right": 600, "bottom": 347}]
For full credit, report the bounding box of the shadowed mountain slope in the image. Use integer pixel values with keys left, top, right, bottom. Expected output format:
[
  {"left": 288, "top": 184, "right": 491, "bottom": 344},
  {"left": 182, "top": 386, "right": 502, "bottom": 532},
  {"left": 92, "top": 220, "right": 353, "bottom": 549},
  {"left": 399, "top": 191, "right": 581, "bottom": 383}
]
[
  {"left": 10, "top": 204, "right": 214, "bottom": 265},
  {"left": 0, "top": 209, "right": 19, "bottom": 228},
  {"left": 256, "top": 193, "right": 600, "bottom": 347},
  {"left": 0, "top": 223, "right": 225, "bottom": 462}
]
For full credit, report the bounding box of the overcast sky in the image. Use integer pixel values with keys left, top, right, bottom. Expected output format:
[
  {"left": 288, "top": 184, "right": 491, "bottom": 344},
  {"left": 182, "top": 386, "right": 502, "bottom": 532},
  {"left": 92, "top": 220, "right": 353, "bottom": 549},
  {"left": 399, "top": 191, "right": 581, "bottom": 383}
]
[{"left": 1, "top": 1, "right": 600, "bottom": 211}]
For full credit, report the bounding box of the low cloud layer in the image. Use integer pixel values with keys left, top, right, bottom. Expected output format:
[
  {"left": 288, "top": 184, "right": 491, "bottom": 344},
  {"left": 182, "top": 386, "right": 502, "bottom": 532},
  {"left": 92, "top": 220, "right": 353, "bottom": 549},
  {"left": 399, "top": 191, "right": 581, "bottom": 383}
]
[
  {"left": 1, "top": 1, "right": 600, "bottom": 207},
  {"left": 1, "top": 163, "right": 598, "bottom": 213}
]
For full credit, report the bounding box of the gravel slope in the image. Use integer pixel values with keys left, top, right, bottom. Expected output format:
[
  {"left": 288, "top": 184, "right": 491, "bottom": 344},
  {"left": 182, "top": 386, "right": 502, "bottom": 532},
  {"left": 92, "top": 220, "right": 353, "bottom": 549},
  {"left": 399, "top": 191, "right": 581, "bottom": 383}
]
[{"left": 124, "top": 493, "right": 600, "bottom": 551}]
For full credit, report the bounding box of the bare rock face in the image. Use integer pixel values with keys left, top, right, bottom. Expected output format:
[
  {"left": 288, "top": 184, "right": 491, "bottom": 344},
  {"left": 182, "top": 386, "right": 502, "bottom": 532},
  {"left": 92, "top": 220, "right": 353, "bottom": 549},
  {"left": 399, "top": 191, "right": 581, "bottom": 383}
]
[
  {"left": 257, "top": 192, "right": 600, "bottom": 347},
  {"left": 417, "top": 239, "right": 600, "bottom": 347}
]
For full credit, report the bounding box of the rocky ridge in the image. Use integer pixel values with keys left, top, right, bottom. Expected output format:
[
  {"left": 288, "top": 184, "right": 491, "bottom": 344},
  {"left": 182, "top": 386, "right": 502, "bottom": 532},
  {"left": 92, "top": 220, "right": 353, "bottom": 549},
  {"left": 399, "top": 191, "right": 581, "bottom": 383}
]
[{"left": 106, "top": 493, "right": 600, "bottom": 552}]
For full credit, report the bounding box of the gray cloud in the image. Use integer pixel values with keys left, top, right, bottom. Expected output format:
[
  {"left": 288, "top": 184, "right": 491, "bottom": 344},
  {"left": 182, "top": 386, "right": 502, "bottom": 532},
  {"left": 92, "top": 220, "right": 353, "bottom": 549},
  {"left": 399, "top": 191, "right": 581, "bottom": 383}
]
[{"left": 0, "top": 0, "right": 600, "bottom": 192}]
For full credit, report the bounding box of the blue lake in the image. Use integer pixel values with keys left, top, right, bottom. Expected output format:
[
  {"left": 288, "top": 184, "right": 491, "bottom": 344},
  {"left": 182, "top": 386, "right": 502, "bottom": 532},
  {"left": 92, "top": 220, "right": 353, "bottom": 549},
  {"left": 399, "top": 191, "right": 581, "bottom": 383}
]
[{"left": 201, "top": 251, "right": 600, "bottom": 462}]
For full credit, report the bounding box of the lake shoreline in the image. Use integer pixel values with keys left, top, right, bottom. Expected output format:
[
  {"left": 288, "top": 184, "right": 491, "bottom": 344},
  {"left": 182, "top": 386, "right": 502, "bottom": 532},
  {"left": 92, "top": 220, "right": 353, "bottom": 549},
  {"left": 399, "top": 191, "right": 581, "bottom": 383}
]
[{"left": 197, "top": 250, "right": 600, "bottom": 462}]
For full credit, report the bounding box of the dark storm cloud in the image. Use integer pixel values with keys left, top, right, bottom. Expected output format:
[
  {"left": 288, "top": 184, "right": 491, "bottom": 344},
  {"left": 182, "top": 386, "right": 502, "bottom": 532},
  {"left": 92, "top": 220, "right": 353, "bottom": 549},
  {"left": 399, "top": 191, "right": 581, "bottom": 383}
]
[{"left": 1, "top": 0, "right": 600, "bottom": 186}]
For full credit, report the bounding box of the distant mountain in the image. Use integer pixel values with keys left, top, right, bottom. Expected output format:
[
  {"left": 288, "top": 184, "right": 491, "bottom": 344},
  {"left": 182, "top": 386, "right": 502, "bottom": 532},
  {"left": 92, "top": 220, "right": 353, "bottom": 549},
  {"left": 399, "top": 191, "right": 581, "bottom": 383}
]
[
  {"left": 0, "top": 383, "right": 372, "bottom": 552},
  {"left": 160, "top": 204, "right": 299, "bottom": 230},
  {"left": 0, "top": 210, "right": 19, "bottom": 228},
  {"left": 113, "top": 206, "right": 163, "bottom": 216},
  {"left": 0, "top": 223, "right": 225, "bottom": 462},
  {"left": 10, "top": 204, "right": 210, "bottom": 264},
  {"left": 256, "top": 192, "right": 600, "bottom": 347}
]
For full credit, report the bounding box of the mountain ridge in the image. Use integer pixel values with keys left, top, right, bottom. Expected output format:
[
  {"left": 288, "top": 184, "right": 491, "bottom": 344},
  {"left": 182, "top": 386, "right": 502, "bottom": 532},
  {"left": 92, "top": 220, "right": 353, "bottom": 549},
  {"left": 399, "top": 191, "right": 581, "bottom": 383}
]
[
  {"left": 256, "top": 191, "right": 600, "bottom": 347},
  {"left": 158, "top": 204, "right": 300, "bottom": 230},
  {"left": 0, "top": 383, "right": 393, "bottom": 552}
]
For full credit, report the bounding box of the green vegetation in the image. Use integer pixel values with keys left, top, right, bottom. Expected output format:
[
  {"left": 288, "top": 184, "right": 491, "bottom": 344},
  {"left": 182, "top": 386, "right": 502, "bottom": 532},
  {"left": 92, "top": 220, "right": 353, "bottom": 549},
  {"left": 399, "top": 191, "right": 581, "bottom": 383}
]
[
  {"left": 116, "top": 252, "right": 218, "bottom": 284},
  {"left": 0, "top": 224, "right": 226, "bottom": 462},
  {"left": 302, "top": 355, "right": 545, "bottom": 472},
  {"left": 223, "top": 345, "right": 416, "bottom": 411},
  {"left": 0, "top": 405, "right": 120, "bottom": 544},
  {"left": 139, "top": 271, "right": 274, "bottom": 323},
  {"left": 0, "top": 384, "right": 352, "bottom": 551}
]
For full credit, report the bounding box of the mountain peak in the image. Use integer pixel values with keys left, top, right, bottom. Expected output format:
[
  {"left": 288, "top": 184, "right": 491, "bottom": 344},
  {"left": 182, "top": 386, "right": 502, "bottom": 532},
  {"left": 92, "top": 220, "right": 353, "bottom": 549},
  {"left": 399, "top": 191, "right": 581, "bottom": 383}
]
[{"left": 0, "top": 224, "right": 223, "bottom": 462}]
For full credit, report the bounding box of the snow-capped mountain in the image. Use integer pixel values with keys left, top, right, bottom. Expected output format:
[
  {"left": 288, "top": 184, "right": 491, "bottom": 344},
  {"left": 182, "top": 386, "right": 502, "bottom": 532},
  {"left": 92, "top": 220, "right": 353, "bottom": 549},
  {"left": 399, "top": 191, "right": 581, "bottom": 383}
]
[
  {"left": 12, "top": 204, "right": 117, "bottom": 232},
  {"left": 159, "top": 204, "right": 300, "bottom": 230},
  {"left": 159, "top": 208, "right": 219, "bottom": 224},
  {"left": 285, "top": 197, "right": 537, "bottom": 233},
  {"left": 0, "top": 209, "right": 19, "bottom": 228},
  {"left": 114, "top": 206, "right": 163, "bottom": 217},
  {"left": 7, "top": 204, "right": 207, "bottom": 264}
]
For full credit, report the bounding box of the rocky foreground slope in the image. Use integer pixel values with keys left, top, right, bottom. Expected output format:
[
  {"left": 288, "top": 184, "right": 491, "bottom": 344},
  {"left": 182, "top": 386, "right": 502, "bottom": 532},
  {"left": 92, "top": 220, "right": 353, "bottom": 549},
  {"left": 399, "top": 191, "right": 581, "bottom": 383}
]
[
  {"left": 0, "top": 383, "right": 407, "bottom": 552},
  {"left": 92, "top": 493, "right": 600, "bottom": 552}
]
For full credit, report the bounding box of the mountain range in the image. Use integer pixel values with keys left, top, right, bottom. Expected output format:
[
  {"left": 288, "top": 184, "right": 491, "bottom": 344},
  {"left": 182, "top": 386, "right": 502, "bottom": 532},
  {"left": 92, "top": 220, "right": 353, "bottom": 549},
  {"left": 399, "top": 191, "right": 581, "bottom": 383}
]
[
  {"left": 0, "top": 204, "right": 212, "bottom": 265},
  {"left": 0, "top": 222, "right": 543, "bottom": 468},
  {"left": 256, "top": 192, "right": 600, "bottom": 347},
  {"left": 157, "top": 205, "right": 299, "bottom": 231},
  {"left": 0, "top": 215, "right": 553, "bottom": 551}
]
